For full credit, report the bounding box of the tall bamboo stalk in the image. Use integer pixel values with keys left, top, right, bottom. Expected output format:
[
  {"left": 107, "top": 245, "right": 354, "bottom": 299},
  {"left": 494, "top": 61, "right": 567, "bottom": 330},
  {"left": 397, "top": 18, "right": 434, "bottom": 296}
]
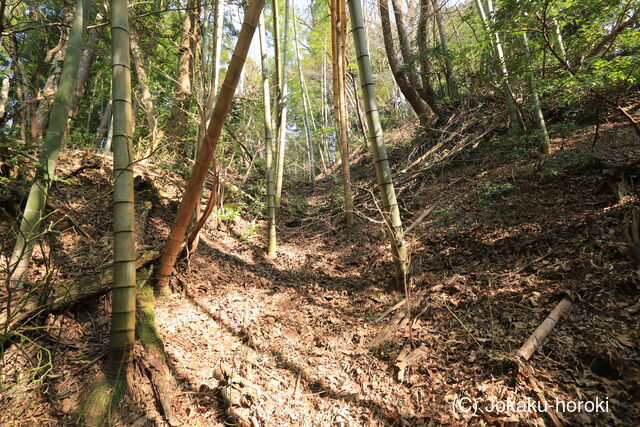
[
  {"left": 212, "top": 0, "right": 225, "bottom": 101},
  {"left": 431, "top": 0, "right": 458, "bottom": 98},
  {"left": 154, "top": 0, "right": 265, "bottom": 292},
  {"left": 347, "top": 0, "right": 409, "bottom": 286},
  {"left": 202, "top": 0, "right": 226, "bottom": 121},
  {"left": 474, "top": 0, "right": 523, "bottom": 132},
  {"left": 331, "top": 0, "right": 355, "bottom": 226},
  {"left": 550, "top": 17, "right": 568, "bottom": 66},
  {"left": 9, "top": 0, "right": 90, "bottom": 282},
  {"left": 259, "top": 12, "right": 277, "bottom": 257},
  {"left": 274, "top": 0, "right": 291, "bottom": 217},
  {"left": 292, "top": 8, "right": 314, "bottom": 181},
  {"left": 271, "top": 0, "right": 282, "bottom": 134},
  {"left": 105, "top": 0, "right": 136, "bottom": 379},
  {"left": 521, "top": 31, "right": 550, "bottom": 154}
]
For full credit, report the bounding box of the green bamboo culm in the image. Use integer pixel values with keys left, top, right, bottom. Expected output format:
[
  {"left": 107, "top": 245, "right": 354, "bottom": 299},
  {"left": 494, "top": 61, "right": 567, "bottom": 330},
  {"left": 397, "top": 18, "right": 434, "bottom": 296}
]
[
  {"left": 474, "top": 0, "right": 523, "bottom": 133},
  {"left": 292, "top": 7, "right": 314, "bottom": 181},
  {"left": 521, "top": 30, "right": 550, "bottom": 154},
  {"left": 346, "top": 0, "right": 409, "bottom": 288},
  {"left": 259, "top": 13, "right": 278, "bottom": 257},
  {"left": 9, "top": 0, "right": 91, "bottom": 282},
  {"left": 274, "top": 0, "right": 291, "bottom": 218},
  {"left": 106, "top": 0, "right": 137, "bottom": 380}
]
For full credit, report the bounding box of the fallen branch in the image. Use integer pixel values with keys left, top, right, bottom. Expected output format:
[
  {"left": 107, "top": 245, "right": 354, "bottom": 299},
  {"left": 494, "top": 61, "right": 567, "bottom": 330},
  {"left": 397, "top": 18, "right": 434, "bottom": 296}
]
[
  {"left": 395, "top": 345, "right": 428, "bottom": 381},
  {"left": 370, "top": 309, "right": 410, "bottom": 348},
  {"left": 404, "top": 205, "right": 436, "bottom": 235},
  {"left": 67, "top": 159, "right": 103, "bottom": 177},
  {"left": 516, "top": 298, "right": 572, "bottom": 361},
  {"left": 1, "top": 250, "right": 159, "bottom": 337},
  {"left": 213, "top": 364, "right": 257, "bottom": 427},
  {"left": 375, "top": 298, "right": 406, "bottom": 323},
  {"left": 47, "top": 201, "right": 95, "bottom": 242}
]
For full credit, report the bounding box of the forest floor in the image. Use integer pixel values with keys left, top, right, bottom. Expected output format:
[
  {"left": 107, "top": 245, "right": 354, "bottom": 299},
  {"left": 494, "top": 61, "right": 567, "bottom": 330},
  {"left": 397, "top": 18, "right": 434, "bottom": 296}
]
[{"left": 1, "top": 102, "right": 640, "bottom": 426}]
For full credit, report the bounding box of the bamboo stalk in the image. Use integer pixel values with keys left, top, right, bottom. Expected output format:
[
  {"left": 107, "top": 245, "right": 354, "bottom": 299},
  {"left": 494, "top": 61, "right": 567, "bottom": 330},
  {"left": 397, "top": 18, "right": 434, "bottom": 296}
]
[
  {"left": 516, "top": 298, "right": 572, "bottom": 361},
  {"left": 292, "top": 9, "right": 314, "bottom": 181},
  {"left": 274, "top": 0, "right": 291, "bottom": 217},
  {"left": 154, "top": 0, "right": 266, "bottom": 293},
  {"left": 521, "top": 30, "right": 550, "bottom": 154},
  {"left": 331, "top": 0, "right": 355, "bottom": 227},
  {"left": 259, "top": 12, "right": 277, "bottom": 257},
  {"left": 9, "top": 0, "right": 91, "bottom": 283},
  {"left": 347, "top": 0, "right": 409, "bottom": 287},
  {"left": 106, "top": 0, "right": 137, "bottom": 379},
  {"left": 474, "top": 0, "right": 523, "bottom": 133}
]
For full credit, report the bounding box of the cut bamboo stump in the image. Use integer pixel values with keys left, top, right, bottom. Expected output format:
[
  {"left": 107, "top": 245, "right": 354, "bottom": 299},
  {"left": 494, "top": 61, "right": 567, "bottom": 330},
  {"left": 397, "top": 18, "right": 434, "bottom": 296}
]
[{"left": 516, "top": 298, "right": 572, "bottom": 361}]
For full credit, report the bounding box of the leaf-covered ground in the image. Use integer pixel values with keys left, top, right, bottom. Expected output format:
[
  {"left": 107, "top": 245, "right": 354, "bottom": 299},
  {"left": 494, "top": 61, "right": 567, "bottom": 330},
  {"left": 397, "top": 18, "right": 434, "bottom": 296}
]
[{"left": 1, "top": 103, "right": 639, "bottom": 426}]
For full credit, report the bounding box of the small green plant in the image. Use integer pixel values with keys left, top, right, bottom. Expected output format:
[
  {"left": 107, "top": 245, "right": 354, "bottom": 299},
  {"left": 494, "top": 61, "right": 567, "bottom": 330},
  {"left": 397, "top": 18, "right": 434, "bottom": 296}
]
[
  {"left": 288, "top": 194, "right": 308, "bottom": 217},
  {"left": 239, "top": 223, "right": 259, "bottom": 244},
  {"left": 433, "top": 204, "right": 458, "bottom": 226},
  {"left": 541, "top": 148, "right": 601, "bottom": 177},
  {"left": 475, "top": 182, "right": 519, "bottom": 205},
  {"left": 216, "top": 202, "right": 247, "bottom": 221}
]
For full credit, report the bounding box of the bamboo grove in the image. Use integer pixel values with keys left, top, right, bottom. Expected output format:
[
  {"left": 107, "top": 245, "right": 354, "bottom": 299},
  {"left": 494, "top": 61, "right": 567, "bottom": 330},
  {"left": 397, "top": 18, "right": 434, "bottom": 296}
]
[{"left": 0, "top": 0, "right": 638, "bottom": 422}]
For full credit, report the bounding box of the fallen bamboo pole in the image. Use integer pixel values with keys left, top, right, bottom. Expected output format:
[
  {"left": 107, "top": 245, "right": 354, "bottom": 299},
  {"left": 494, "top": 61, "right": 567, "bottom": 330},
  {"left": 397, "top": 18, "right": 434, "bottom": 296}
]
[
  {"left": 1, "top": 250, "right": 159, "bottom": 337},
  {"left": 516, "top": 298, "right": 572, "bottom": 361}
]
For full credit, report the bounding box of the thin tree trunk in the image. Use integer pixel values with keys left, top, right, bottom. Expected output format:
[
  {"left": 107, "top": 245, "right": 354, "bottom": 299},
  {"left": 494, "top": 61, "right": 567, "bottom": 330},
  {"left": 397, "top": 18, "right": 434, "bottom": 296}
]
[
  {"left": 130, "top": 27, "right": 163, "bottom": 154},
  {"left": 104, "top": 115, "right": 114, "bottom": 151},
  {"left": 521, "top": 31, "right": 550, "bottom": 154},
  {"left": 331, "top": 0, "right": 355, "bottom": 226},
  {"left": 550, "top": 17, "right": 568, "bottom": 66},
  {"left": 431, "top": 0, "right": 458, "bottom": 98},
  {"left": 347, "top": 71, "right": 368, "bottom": 142},
  {"left": 259, "top": 12, "right": 277, "bottom": 257},
  {"left": 0, "top": 76, "right": 9, "bottom": 117},
  {"left": 389, "top": 0, "right": 425, "bottom": 99},
  {"left": 274, "top": 0, "right": 291, "bottom": 217},
  {"left": 212, "top": 0, "right": 225, "bottom": 102},
  {"left": 292, "top": 9, "right": 314, "bottom": 181},
  {"left": 321, "top": 39, "right": 327, "bottom": 126},
  {"left": 347, "top": 0, "right": 409, "bottom": 288},
  {"left": 73, "top": 23, "right": 100, "bottom": 113},
  {"left": 105, "top": 0, "right": 136, "bottom": 379},
  {"left": 474, "top": 0, "right": 522, "bottom": 132},
  {"left": 8, "top": 37, "right": 29, "bottom": 141},
  {"left": 417, "top": 0, "right": 442, "bottom": 118},
  {"left": 94, "top": 98, "right": 112, "bottom": 147},
  {"left": 166, "top": 0, "right": 200, "bottom": 151},
  {"left": 378, "top": 0, "right": 433, "bottom": 125},
  {"left": 9, "top": 0, "right": 91, "bottom": 283},
  {"left": 31, "top": 16, "right": 71, "bottom": 141},
  {"left": 154, "top": 0, "right": 265, "bottom": 293}
]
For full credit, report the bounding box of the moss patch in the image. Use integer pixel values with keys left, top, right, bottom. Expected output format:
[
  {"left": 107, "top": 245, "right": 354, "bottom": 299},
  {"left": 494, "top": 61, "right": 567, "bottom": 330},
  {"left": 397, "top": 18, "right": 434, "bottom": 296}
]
[
  {"left": 136, "top": 284, "right": 164, "bottom": 352},
  {"left": 74, "top": 374, "right": 126, "bottom": 426}
]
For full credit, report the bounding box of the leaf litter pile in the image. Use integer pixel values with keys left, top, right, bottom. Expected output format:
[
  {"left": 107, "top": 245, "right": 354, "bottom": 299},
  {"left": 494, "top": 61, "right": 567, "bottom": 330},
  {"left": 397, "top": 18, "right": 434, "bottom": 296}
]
[{"left": 1, "top": 108, "right": 639, "bottom": 426}]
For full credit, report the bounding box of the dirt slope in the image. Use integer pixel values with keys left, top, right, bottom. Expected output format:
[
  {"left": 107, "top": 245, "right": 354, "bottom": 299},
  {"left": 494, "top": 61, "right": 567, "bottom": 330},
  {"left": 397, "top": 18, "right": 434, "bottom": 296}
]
[{"left": 1, "top": 107, "right": 639, "bottom": 426}]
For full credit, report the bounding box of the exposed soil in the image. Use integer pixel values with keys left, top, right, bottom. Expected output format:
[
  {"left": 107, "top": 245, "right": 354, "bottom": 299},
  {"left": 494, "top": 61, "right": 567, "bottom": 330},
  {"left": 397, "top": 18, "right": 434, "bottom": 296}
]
[{"left": 1, "top": 105, "right": 639, "bottom": 426}]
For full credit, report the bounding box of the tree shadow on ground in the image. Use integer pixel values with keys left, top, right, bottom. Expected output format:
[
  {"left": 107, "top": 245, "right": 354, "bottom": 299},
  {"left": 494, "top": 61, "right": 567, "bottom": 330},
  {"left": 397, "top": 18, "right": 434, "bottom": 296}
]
[{"left": 182, "top": 290, "right": 419, "bottom": 425}]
